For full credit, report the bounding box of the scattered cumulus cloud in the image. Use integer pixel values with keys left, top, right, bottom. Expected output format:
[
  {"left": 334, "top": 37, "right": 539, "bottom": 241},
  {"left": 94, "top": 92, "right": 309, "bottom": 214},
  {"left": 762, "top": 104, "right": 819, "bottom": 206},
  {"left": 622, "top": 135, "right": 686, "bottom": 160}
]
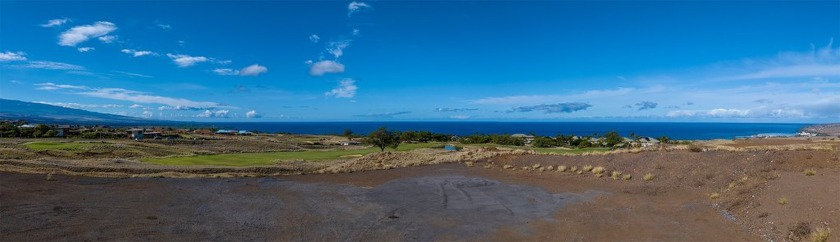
[
  {"left": 633, "top": 101, "right": 658, "bottom": 111},
  {"left": 309, "top": 60, "right": 345, "bottom": 76},
  {"left": 166, "top": 53, "right": 209, "bottom": 67},
  {"left": 121, "top": 49, "right": 156, "bottom": 57},
  {"left": 158, "top": 105, "right": 209, "bottom": 111},
  {"left": 435, "top": 108, "right": 478, "bottom": 112},
  {"left": 0, "top": 51, "right": 27, "bottom": 62},
  {"left": 98, "top": 35, "right": 116, "bottom": 43},
  {"left": 129, "top": 104, "right": 144, "bottom": 109},
  {"left": 325, "top": 79, "right": 358, "bottom": 98},
  {"left": 156, "top": 23, "right": 172, "bottom": 30},
  {"left": 352, "top": 29, "right": 360, "bottom": 36},
  {"left": 41, "top": 18, "right": 70, "bottom": 27},
  {"left": 36, "top": 84, "right": 225, "bottom": 109},
  {"left": 58, "top": 21, "right": 117, "bottom": 46},
  {"left": 348, "top": 2, "right": 371, "bottom": 16},
  {"left": 507, "top": 103, "right": 592, "bottom": 114},
  {"left": 197, "top": 110, "right": 230, "bottom": 118},
  {"left": 213, "top": 68, "right": 239, "bottom": 75},
  {"left": 327, "top": 40, "right": 351, "bottom": 59},
  {"left": 309, "top": 34, "right": 320, "bottom": 43},
  {"left": 246, "top": 110, "right": 261, "bottom": 118},
  {"left": 239, "top": 64, "right": 268, "bottom": 76},
  {"left": 113, "top": 71, "right": 153, "bottom": 78},
  {"left": 77, "top": 47, "right": 95, "bottom": 52}
]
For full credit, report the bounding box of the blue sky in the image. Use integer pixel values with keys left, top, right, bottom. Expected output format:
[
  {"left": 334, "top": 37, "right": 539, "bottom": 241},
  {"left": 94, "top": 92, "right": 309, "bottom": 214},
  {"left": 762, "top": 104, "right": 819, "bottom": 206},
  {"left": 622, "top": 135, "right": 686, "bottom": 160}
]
[{"left": 1, "top": 1, "right": 838, "bottom": 122}]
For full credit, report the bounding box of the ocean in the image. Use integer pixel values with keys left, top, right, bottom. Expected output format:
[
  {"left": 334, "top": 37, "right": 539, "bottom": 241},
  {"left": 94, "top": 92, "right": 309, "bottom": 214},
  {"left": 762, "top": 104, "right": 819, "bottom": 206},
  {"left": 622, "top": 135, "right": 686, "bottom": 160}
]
[{"left": 200, "top": 122, "right": 810, "bottom": 140}]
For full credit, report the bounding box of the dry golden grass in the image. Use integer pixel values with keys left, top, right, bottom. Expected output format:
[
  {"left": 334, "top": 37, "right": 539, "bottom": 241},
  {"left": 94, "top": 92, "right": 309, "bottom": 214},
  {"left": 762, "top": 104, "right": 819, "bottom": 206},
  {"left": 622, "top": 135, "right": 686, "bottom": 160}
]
[
  {"left": 45, "top": 171, "right": 55, "bottom": 181},
  {"left": 804, "top": 168, "right": 817, "bottom": 176},
  {"left": 532, "top": 164, "right": 541, "bottom": 169},
  {"left": 710, "top": 192, "right": 720, "bottom": 200},
  {"left": 622, "top": 174, "right": 632, "bottom": 180},
  {"left": 583, "top": 165, "right": 593, "bottom": 172},
  {"left": 610, "top": 171, "right": 622, "bottom": 180},
  {"left": 570, "top": 166, "right": 578, "bottom": 172},
  {"left": 576, "top": 170, "right": 583, "bottom": 174},
  {"left": 643, "top": 173, "right": 655, "bottom": 181},
  {"left": 811, "top": 227, "right": 831, "bottom": 242},
  {"left": 464, "top": 161, "right": 474, "bottom": 167},
  {"left": 503, "top": 164, "right": 513, "bottom": 169},
  {"left": 557, "top": 165, "right": 567, "bottom": 172},
  {"left": 591, "top": 166, "right": 606, "bottom": 175},
  {"left": 546, "top": 165, "right": 554, "bottom": 171},
  {"left": 779, "top": 197, "right": 788, "bottom": 205}
]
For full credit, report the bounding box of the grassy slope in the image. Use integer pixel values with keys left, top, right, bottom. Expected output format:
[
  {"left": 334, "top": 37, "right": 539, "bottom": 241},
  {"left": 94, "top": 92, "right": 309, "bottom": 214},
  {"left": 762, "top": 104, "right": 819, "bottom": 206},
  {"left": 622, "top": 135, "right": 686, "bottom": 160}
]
[
  {"left": 463, "top": 144, "right": 610, "bottom": 154},
  {"left": 141, "top": 143, "right": 441, "bottom": 166}
]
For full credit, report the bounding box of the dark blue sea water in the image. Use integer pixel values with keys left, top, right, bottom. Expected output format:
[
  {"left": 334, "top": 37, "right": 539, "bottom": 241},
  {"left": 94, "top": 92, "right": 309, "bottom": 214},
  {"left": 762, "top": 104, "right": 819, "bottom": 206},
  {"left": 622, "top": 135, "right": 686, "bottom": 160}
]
[{"left": 201, "top": 122, "right": 810, "bottom": 140}]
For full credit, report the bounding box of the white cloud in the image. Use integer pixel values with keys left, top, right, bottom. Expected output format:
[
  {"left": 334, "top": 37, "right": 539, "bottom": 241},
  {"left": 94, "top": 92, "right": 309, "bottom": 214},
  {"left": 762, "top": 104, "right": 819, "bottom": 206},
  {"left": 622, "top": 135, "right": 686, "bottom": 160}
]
[
  {"left": 75, "top": 87, "right": 222, "bottom": 108},
  {"left": 22, "top": 61, "right": 85, "bottom": 70},
  {"left": 166, "top": 53, "right": 209, "bottom": 67},
  {"left": 197, "top": 110, "right": 230, "bottom": 118},
  {"left": 472, "top": 87, "right": 637, "bottom": 105},
  {"left": 213, "top": 68, "right": 239, "bottom": 75},
  {"left": 142, "top": 110, "right": 153, "bottom": 118},
  {"left": 113, "top": 71, "right": 153, "bottom": 78},
  {"left": 246, "top": 110, "right": 261, "bottom": 118},
  {"left": 98, "top": 35, "right": 116, "bottom": 43},
  {"left": 35, "top": 102, "right": 122, "bottom": 109},
  {"left": 58, "top": 21, "right": 117, "bottom": 46},
  {"left": 325, "top": 79, "right": 358, "bottom": 98},
  {"left": 41, "top": 18, "right": 70, "bottom": 27},
  {"left": 309, "top": 34, "right": 320, "bottom": 43},
  {"left": 157, "top": 23, "right": 172, "bottom": 30},
  {"left": 121, "top": 49, "right": 156, "bottom": 57},
  {"left": 77, "top": 47, "right": 95, "bottom": 52},
  {"left": 129, "top": 104, "right": 144, "bottom": 109},
  {"left": 309, "top": 60, "right": 345, "bottom": 76},
  {"left": 34, "top": 82, "right": 88, "bottom": 90},
  {"left": 239, "top": 64, "right": 268, "bottom": 76},
  {"left": 0, "top": 51, "right": 27, "bottom": 62},
  {"left": 348, "top": 2, "right": 371, "bottom": 16},
  {"left": 352, "top": 29, "right": 360, "bottom": 36},
  {"left": 327, "top": 40, "right": 351, "bottom": 59}
]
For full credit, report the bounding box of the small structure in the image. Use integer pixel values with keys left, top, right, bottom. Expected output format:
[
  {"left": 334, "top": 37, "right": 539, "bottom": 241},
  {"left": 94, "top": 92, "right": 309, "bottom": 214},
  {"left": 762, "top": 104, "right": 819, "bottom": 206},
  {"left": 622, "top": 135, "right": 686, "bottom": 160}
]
[
  {"left": 144, "top": 132, "right": 162, "bottom": 139},
  {"left": 54, "top": 125, "right": 71, "bottom": 137},
  {"left": 238, "top": 130, "right": 253, "bottom": 136},
  {"left": 511, "top": 133, "right": 536, "bottom": 144},
  {"left": 216, "top": 130, "right": 236, "bottom": 135},
  {"left": 18, "top": 124, "right": 36, "bottom": 129},
  {"left": 127, "top": 128, "right": 144, "bottom": 140},
  {"left": 638, "top": 137, "right": 660, "bottom": 148}
]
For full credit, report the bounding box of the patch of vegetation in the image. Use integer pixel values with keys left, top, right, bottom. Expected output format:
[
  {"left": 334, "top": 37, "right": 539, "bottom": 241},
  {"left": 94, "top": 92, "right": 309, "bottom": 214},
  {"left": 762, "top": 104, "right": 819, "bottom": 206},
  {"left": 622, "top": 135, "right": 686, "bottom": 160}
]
[
  {"left": 591, "top": 166, "right": 606, "bottom": 175},
  {"left": 643, "top": 173, "right": 655, "bottom": 181},
  {"left": 788, "top": 222, "right": 811, "bottom": 242},
  {"left": 582, "top": 165, "right": 593, "bottom": 172},
  {"left": 142, "top": 143, "right": 438, "bottom": 166},
  {"left": 610, "top": 171, "right": 622, "bottom": 180},
  {"left": 779, "top": 197, "right": 788, "bottom": 205},
  {"left": 811, "top": 227, "right": 831, "bottom": 242},
  {"left": 24, "top": 141, "right": 91, "bottom": 151},
  {"left": 710, "top": 192, "right": 720, "bottom": 200},
  {"left": 557, "top": 165, "right": 567, "bottom": 172},
  {"left": 804, "top": 168, "right": 817, "bottom": 176},
  {"left": 622, "top": 174, "right": 632, "bottom": 180}
]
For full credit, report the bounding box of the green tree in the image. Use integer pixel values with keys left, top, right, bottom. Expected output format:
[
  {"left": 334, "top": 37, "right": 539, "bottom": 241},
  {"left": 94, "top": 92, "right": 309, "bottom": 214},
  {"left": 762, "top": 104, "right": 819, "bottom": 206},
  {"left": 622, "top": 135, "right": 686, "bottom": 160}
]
[
  {"left": 658, "top": 135, "right": 670, "bottom": 144},
  {"left": 44, "top": 130, "right": 57, "bottom": 137},
  {"left": 604, "top": 131, "right": 622, "bottom": 147},
  {"left": 368, "top": 127, "right": 399, "bottom": 152},
  {"left": 532, "top": 136, "right": 557, "bottom": 148},
  {"left": 343, "top": 129, "right": 354, "bottom": 141}
]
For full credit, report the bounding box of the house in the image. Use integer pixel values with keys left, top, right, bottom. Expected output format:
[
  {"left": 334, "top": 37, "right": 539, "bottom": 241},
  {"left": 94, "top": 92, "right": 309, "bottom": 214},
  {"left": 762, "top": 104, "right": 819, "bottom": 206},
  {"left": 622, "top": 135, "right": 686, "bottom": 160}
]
[
  {"left": 144, "top": 132, "right": 163, "bottom": 139},
  {"left": 511, "top": 133, "right": 536, "bottom": 144},
  {"left": 342, "top": 141, "right": 362, "bottom": 146},
  {"left": 638, "top": 137, "right": 660, "bottom": 148},
  {"left": 127, "top": 128, "right": 144, "bottom": 140},
  {"left": 216, "top": 130, "right": 236, "bottom": 135},
  {"left": 18, "top": 124, "right": 36, "bottom": 129}
]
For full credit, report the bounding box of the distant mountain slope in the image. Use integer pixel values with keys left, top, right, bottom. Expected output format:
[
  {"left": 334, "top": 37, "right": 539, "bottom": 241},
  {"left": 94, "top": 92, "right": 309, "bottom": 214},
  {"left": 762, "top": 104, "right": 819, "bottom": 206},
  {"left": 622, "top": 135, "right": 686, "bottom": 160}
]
[{"left": 0, "top": 99, "right": 154, "bottom": 125}]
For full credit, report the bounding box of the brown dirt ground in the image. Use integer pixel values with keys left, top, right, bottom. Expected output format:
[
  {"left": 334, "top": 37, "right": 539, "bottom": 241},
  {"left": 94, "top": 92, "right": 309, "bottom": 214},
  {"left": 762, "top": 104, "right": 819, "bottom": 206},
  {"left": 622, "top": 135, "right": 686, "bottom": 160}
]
[{"left": 1, "top": 139, "right": 838, "bottom": 241}]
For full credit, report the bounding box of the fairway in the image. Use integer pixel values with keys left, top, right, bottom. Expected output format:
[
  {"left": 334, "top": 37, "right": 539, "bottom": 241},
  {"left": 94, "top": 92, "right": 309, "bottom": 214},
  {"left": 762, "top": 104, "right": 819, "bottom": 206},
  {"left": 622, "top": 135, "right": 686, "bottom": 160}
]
[
  {"left": 141, "top": 143, "right": 442, "bottom": 166},
  {"left": 463, "top": 144, "right": 610, "bottom": 155},
  {"left": 23, "top": 141, "right": 103, "bottom": 151}
]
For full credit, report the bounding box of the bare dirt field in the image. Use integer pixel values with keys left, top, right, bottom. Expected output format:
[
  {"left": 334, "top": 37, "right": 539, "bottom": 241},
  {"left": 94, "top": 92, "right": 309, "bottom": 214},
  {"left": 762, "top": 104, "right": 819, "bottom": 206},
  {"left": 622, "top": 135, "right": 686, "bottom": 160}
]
[{"left": 1, "top": 138, "right": 838, "bottom": 241}]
